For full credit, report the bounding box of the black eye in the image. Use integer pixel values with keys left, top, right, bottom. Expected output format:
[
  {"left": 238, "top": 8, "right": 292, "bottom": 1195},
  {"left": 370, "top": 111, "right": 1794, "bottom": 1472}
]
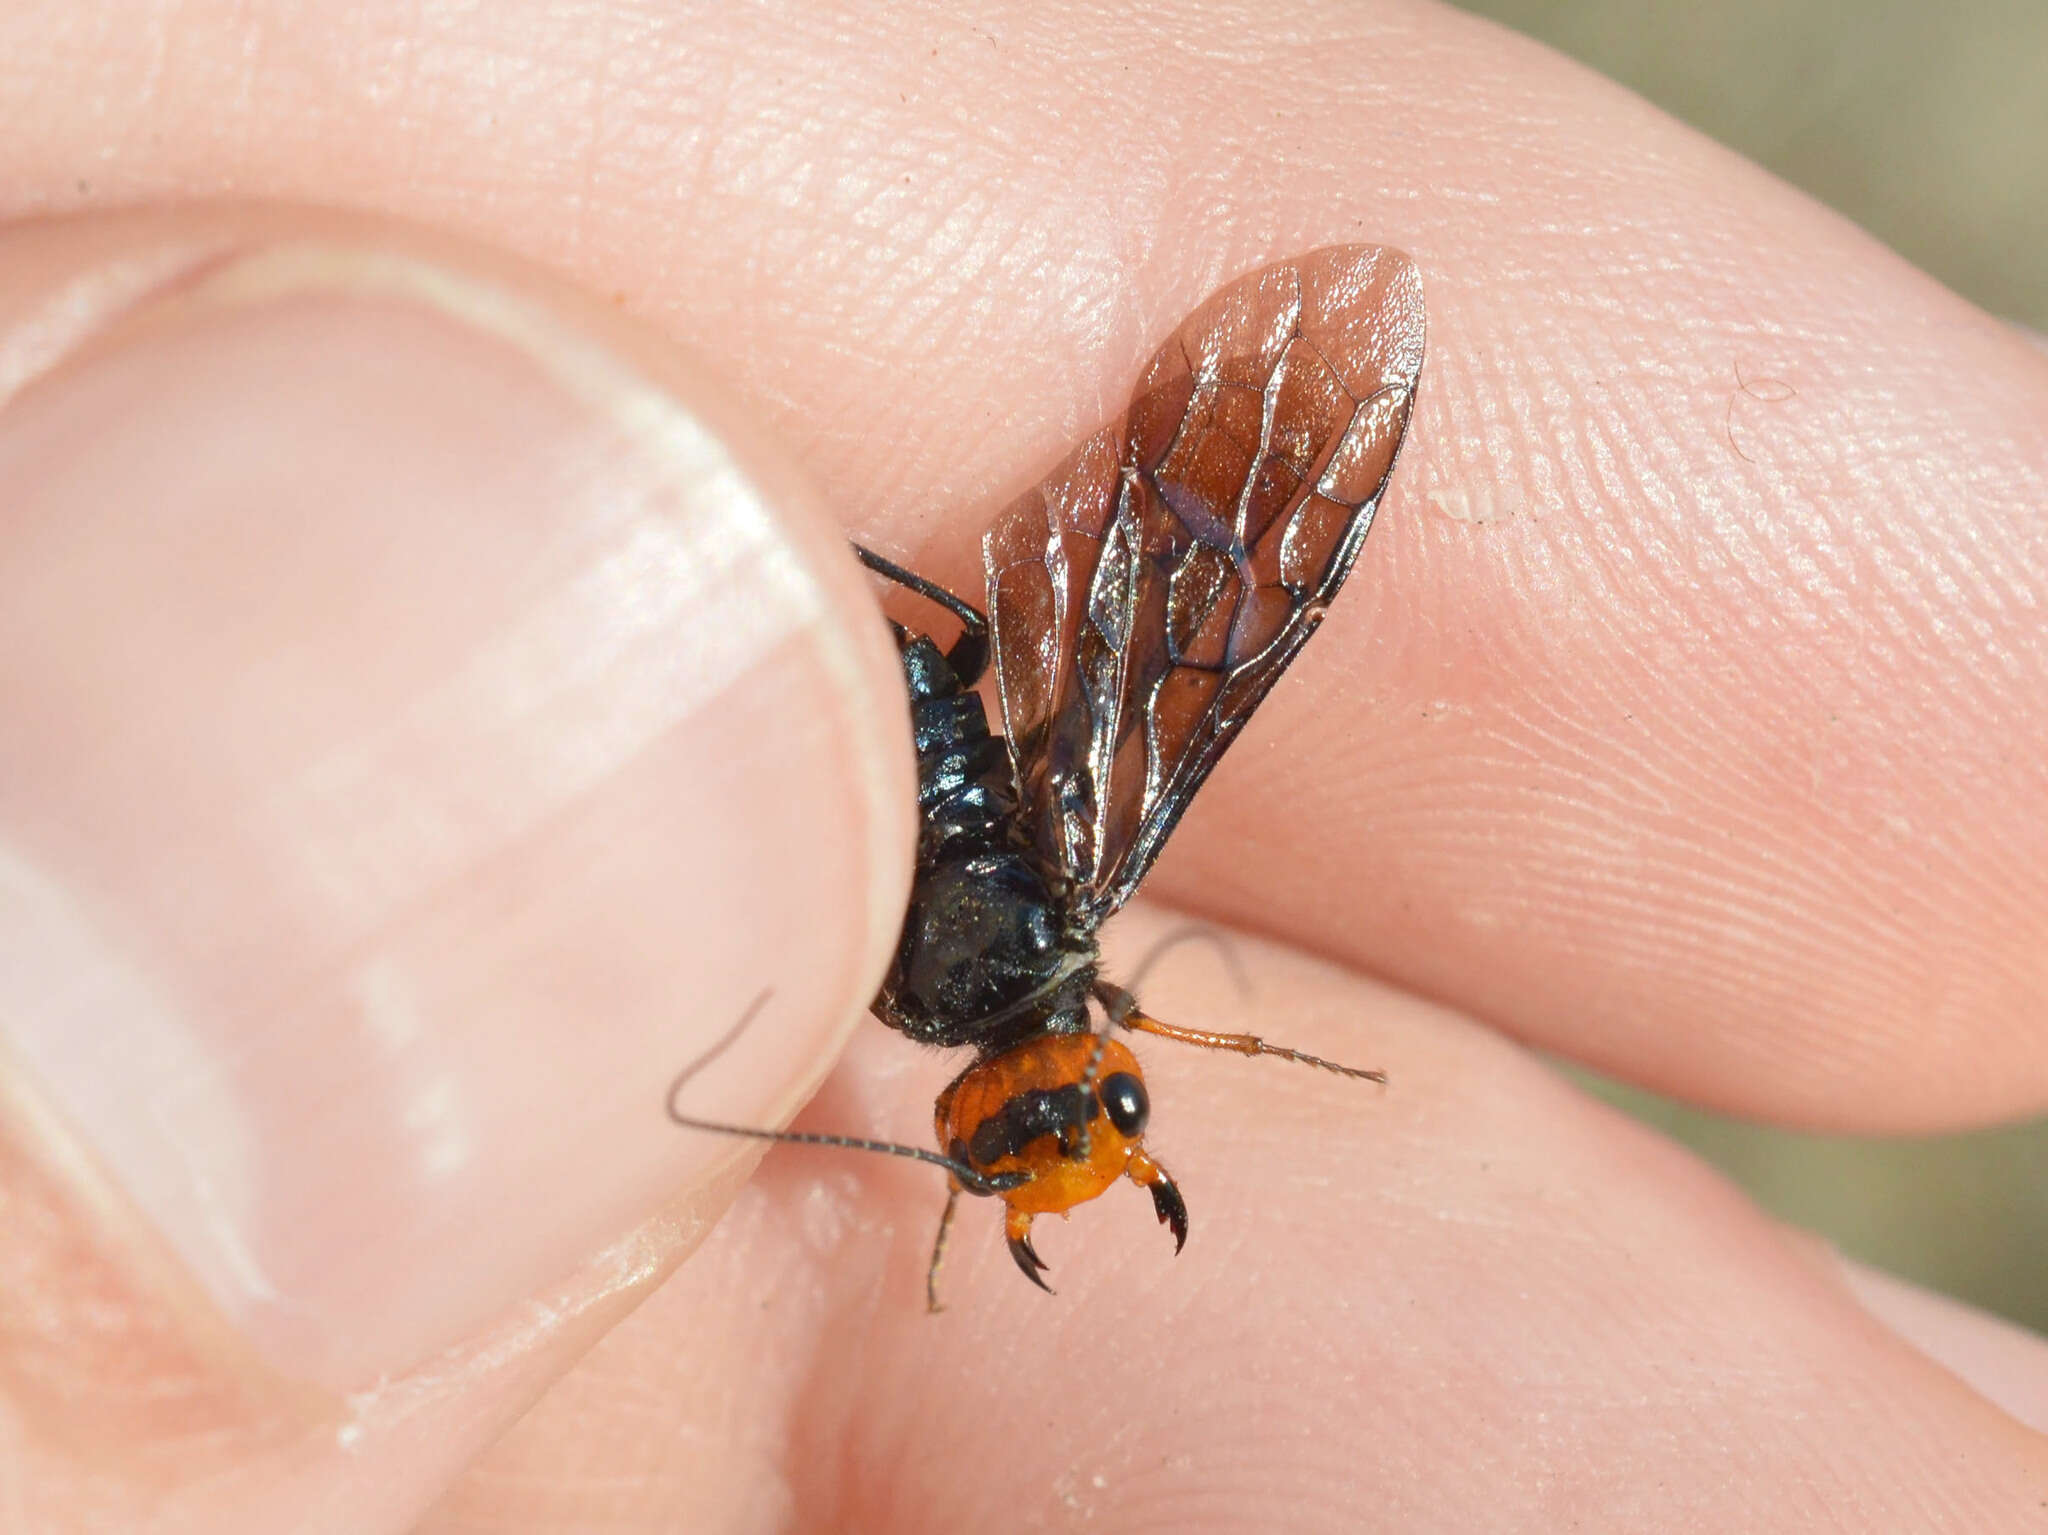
[{"left": 1100, "top": 1072, "right": 1148, "bottom": 1136}]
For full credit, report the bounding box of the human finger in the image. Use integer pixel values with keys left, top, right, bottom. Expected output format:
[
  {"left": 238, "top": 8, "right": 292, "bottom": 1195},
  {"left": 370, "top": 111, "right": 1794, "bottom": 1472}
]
[
  {"left": 0, "top": 205, "right": 911, "bottom": 1531},
  {"left": 422, "top": 906, "right": 2048, "bottom": 1532},
  {"left": 6, "top": 1, "right": 2041, "bottom": 1127}
]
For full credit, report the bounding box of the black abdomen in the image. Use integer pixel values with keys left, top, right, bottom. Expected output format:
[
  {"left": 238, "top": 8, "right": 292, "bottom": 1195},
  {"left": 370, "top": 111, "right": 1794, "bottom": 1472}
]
[{"left": 874, "top": 635, "right": 1091, "bottom": 1051}]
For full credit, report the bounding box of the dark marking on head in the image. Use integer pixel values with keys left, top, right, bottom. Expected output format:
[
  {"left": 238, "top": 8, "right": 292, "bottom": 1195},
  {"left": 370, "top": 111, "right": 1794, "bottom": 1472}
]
[{"left": 966, "top": 1084, "right": 1099, "bottom": 1167}]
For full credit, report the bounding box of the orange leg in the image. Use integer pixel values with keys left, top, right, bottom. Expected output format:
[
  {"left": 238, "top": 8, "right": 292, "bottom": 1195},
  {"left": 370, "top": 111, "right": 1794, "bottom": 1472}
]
[
  {"left": 1118, "top": 1007, "right": 1386, "bottom": 1083},
  {"left": 1126, "top": 1147, "right": 1189, "bottom": 1253},
  {"left": 1005, "top": 1204, "right": 1052, "bottom": 1293}
]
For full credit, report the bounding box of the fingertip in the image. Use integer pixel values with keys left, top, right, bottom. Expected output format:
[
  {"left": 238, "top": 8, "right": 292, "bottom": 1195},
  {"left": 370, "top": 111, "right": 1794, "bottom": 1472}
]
[{"left": 0, "top": 206, "right": 913, "bottom": 1391}]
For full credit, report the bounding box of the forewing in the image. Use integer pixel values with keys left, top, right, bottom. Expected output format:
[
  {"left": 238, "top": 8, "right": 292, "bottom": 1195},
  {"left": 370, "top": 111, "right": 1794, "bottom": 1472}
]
[{"left": 983, "top": 245, "right": 1425, "bottom": 919}]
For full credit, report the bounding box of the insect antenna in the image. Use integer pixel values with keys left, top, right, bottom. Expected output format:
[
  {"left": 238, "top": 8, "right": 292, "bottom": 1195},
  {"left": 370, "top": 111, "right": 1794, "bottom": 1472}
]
[
  {"left": 1124, "top": 923, "right": 1253, "bottom": 1000},
  {"left": 666, "top": 991, "right": 1023, "bottom": 1196},
  {"left": 852, "top": 543, "right": 989, "bottom": 684},
  {"left": 1065, "top": 972, "right": 1154, "bottom": 1163},
  {"left": 1069, "top": 1011, "right": 1117, "bottom": 1163}
]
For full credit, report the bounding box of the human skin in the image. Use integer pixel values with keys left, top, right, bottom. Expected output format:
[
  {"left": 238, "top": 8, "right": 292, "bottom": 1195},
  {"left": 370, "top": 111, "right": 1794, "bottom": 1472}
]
[{"left": 1, "top": 1, "right": 2046, "bottom": 1531}]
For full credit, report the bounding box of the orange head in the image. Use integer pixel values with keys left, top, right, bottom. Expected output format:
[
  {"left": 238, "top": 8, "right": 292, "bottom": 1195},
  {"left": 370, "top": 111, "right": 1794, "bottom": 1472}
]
[{"left": 934, "top": 1032, "right": 1186, "bottom": 1289}]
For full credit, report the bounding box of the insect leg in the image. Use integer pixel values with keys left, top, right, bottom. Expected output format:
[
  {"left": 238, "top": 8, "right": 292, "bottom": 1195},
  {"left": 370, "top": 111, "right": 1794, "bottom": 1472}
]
[
  {"left": 1126, "top": 1147, "right": 1188, "bottom": 1253},
  {"left": 1095, "top": 980, "right": 1386, "bottom": 1083},
  {"left": 924, "top": 1181, "right": 962, "bottom": 1314},
  {"left": 1005, "top": 1205, "right": 1054, "bottom": 1294},
  {"left": 851, "top": 542, "right": 990, "bottom": 686}
]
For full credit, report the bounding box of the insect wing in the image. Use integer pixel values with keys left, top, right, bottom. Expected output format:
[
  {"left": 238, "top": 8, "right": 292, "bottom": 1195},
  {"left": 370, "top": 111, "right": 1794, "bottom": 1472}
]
[{"left": 983, "top": 245, "right": 1424, "bottom": 920}]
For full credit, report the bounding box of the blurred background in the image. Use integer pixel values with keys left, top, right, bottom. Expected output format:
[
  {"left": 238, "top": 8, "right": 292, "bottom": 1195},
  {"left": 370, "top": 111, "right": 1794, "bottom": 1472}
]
[{"left": 1452, "top": 0, "right": 2048, "bottom": 1332}]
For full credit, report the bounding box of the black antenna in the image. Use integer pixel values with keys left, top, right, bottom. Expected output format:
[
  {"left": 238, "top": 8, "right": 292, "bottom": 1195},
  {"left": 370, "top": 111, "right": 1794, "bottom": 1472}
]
[{"left": 665, "top": 992, "right": 1025, "bottom": 1196}]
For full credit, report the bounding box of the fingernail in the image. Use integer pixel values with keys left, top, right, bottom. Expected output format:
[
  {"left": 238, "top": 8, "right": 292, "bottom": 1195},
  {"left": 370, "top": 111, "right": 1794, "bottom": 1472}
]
[
  {"left": 1837, "top": 1257, "right": 2048, "bottom": 1433},
  {"left": 0, "top": 240, "right": 909, "bottom": 1388}
]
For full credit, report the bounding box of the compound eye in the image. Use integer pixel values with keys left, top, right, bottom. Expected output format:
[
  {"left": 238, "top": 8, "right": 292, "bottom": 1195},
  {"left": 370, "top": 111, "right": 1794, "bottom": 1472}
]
[{"left": 1099, "top": 1072, "right": 1148, "bottom": 1137}]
